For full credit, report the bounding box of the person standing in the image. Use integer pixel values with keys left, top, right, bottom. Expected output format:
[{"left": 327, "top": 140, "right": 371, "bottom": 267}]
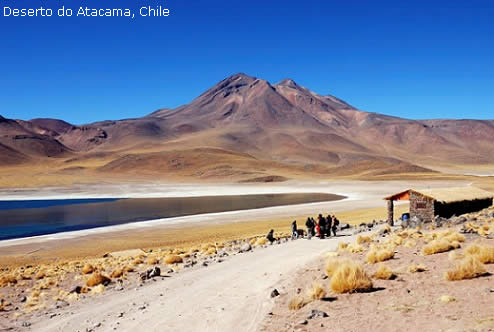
[
  {"left": 291, "top": 220, "right": 298, "bottom": 240},
  {"left": 326, "top": 214, "right": 333, "bottom": 237},
  {"left": 332, "top": 215, "right": 340, "bottom": 236},
  {"left": 317, "top": 214, "right": 326, "bottom": 239},
  {"left": 305, "top": 217, "right": 314, "bottom": 240}
]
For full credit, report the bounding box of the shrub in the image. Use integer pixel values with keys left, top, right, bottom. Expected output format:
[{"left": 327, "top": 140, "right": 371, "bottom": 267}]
[
  {"left": 82, "top": 264, "right": 94, "bottom": 274},
  {"left": 464, "top": 244, "right": 494, "bottom": 264},
  {"left": 256, "top": 237, "right": 267, "bottom": 246},
  {"left": 86, "top": 273, "right": 111, "bottom": 287},
  {"left": 0, "top": 275, "right": 17, "bottom": 287},
  {"left": 445, "top": 256, "right": 486, "bottom": 281},
  {"left": 306, "top": 282, "right": 326, "bottom": 300},
  {"left": 288, "top": 296, "right": 309, "bottom": 310},
  {"left": 366, "top": 247, "right": 395, "bottom": 264},
  {"left": 408, "top": 264, "right": 426, "bottom": 273},
  {"left": 90, "top": 284, "right": 105, "bottom": 295},
  {"left": 422, "top": 239, "right": 460, "bottom": 255},
  {"left": 330, "top": 260, "right": 373, "bottom": 293},
  {"left": 146, "top": 256, "right": 159, "bottom": 265},
  {"left": 110, "top": 269, "right": 124, "bottom": 278},
  {"left": 35, "top": 270, "right": 46, "bottom": 280},
  {"left": 347, "top": 243, "right": 365, "bottom": 253},
  {"left": 374, "top": 264, "right": 394, "bottom": 280},
  {"left": 338, "top": 242, "right": 349, "bottom": 251},
  {"left": 357, "top": 235, "right": 372, "bottom": 244},
  {"left": 326, "top": 258, "right": 346, "bottom": 277},
  {"left": 164, "top": 255, "right": 183, "bottom": 265},
  {"left": 440, "top": 295, "right": 456, "bottom": 303}
]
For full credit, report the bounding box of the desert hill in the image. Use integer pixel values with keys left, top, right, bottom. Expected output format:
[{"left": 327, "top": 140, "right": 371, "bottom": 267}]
[{"left": 1, "top": 73, "right": 493, "bottom": 185}]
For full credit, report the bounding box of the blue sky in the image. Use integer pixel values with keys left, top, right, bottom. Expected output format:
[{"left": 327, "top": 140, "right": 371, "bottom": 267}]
[{"left": 1, "top": 0, "right": 493, "bottom": 124}]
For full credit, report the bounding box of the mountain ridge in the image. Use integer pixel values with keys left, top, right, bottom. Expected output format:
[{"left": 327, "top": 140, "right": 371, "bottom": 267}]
[{"left": 1, "top": 73, "right": 493, "bottom": 183}]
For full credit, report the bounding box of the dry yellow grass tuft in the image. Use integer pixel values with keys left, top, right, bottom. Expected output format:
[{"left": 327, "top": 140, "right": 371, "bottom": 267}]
[
  {"left": 110, "top": 269, "right": 124, "bottom": 278},
  {"left": 86, "top": 273, "right": 111, "bottom": 287},
  {"left": 35, "top": 270, "right": 46, "bottom": 280},
  {"left": 90, "top": 284, "right": 105, "bottom": 295},
  {"left": 146, "top": 256, "right": 159, "bottom": 265},
  {"left": 288, "top": 295, "right": 309, "bottom": 310},
  {"left": 338, "top": 242, "right": 349, "bottom": 251},
  {"left": 123, "top": 265, "right": 134, "bottom": 273},
  {"left": 404, "top": 239, "right": 416, "bottom": 248},
  {"left": 408, "top": 264, "right": 426, "bottom": 273},
  {"left": 132, "top": 258, "right": 143, "bottom": 266},
  {"left": 0, "top": 275, "right": 17, "bottom": 287},
  {"left": 445, "top": 256, "right": 486, "bottom": 281},
  {"left": 347, "top": 243, "right": 365, "bottom": 253},
  {"left": 82, "top": 264, "right": 94, "bottom": 274},
  {"left": 374, "top": 264, "right": 394, "bottom": 280},
  {"left": 205, "top": 247, "right": 217, "bottom": 255},
  {"left": 330, "top": 260, "right": 373, "bottom": 294},
  {"left": 440, "top": 295, "right": 456, "bottom": 303},
  {"left": 448, "top": 251, "right": 464, "bottom": 261},
  {"left": 464, "top": 244, "right": 494, "bottom": 264},
  {"left": 366, "top": 247, "right": 395, "bottom": 264},
  {"left": 357, "top": 235, "right": 372, "bottom": 244},
  {"left": 326, "top": 258, "right": 346, "bottom": 277},
  {"left": 306, "top": 282, "right": 326, "bottom": 300},
  {"left": 164, "top": 255, "right": 183, "bottom": 265},
  {"left": 256, "top": 237, "right": 267, "bottom": 246},
  {"left": 422, "top": 239, "right": 460, "bottom": 255}
]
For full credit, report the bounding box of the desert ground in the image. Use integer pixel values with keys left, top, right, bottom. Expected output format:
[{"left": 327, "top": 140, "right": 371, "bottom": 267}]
[
  {"left": 0, "top": 179, "right": 493, "bottom": 332},
  {"left": 0, "top": 199, "right": 493, "bottom": 332}
]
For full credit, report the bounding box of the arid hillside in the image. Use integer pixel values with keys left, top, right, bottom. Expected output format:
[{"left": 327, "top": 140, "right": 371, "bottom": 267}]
[{"left": 1, "top": 73, "right": 493, "bottom": 186}]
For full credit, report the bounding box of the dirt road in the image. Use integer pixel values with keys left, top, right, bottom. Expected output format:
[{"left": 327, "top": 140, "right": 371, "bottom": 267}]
[{"left": 27, "top": 236, "right": 348, "bottom": 332}]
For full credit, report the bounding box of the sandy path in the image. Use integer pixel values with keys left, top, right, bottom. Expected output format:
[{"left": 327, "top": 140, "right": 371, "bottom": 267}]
[{"left": 28, "top": 236, "right": 347, "bottom": 332}]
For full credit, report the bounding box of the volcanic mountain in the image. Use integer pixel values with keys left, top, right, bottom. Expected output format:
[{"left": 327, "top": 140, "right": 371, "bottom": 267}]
[{"left": 1, "top": 73, "right": 493, "bottom": 185}]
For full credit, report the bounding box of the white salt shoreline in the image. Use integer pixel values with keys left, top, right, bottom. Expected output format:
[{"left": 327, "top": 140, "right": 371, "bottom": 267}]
[{"left": 0, "top": 180, "right": 466, "bottom": 248}]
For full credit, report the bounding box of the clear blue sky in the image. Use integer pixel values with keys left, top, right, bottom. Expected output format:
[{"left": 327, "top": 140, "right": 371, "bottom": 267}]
[{"left": 1, "top": 0, "right": 493, "bottom": 124}]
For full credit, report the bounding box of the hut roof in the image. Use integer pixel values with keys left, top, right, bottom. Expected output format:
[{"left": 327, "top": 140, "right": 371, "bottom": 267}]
[{"left": 385, "top": 187, "right": 493, "bottom": 203}]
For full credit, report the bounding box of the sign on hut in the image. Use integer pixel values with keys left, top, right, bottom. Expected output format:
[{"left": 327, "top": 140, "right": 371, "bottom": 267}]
[{"left": 384, "top": 187, "right": 493, "bottom": 225}]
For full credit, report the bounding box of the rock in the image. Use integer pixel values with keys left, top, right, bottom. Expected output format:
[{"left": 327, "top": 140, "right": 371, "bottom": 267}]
[
  {"left": 338, "top": 223, "right": 350, "bottom": 231},
  {"left": 298, "top": 320, "right": 308, "bottom": 325},
  {"left": 147, "top": 266, "right": 161, "bottom": 278},
  {"left": 378, "top": 228, "right": 389, "bottom": 236},
  {"left": 70, "top": 286, "right": 83, "bottom": 294},
  {"left": 117, "top": 312, "right": 124, "bottom": 318},
  {"left": 270, "top": 289, "right": 280, "bottom": 298},
  {"left": 21, "top": 321, "right": 31, "bottom": 327},
  {"left": 239, "top": 243, "right": 252, "bottom": 253},
  {"left": 202, "top": 261, "right": 209, "bottom": 267},
  {"left": 55, "top": 300, "right": 69, "bottom": 309},
  {"left": 307, "top": 309, "right": 329, "bottom": 319},
  {"left": 489, "top": 212, "right": 494, "bottom": 218},
  {"left": 217, "top": 251, "right": 229, "bottom": 258},
  {"left": 20, "top": 296, "right": 27, "bottom": 303}
]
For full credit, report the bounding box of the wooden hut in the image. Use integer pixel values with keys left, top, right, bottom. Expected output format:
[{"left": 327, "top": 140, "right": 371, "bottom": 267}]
[{"left": 384, "top": 187, "right": 493, "bottom": 224}]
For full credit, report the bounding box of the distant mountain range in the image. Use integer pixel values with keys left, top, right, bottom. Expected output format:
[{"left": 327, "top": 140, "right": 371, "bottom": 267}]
[{"left": 2, "top": 73, "right": 493, "bottom": 182}]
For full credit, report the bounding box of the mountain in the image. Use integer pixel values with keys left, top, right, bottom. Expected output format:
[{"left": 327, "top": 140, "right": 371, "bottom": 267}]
[{"left": 1, "top": 73, "right": 493, "bottom": 184}]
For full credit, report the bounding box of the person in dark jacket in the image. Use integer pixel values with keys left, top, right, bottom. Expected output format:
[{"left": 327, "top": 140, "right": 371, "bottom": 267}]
[
  {"left": 326, "top": 214, "right": 333, "bottom": 237},
  {"left": 291, "top": 220, "right": 298, "bottom": 240},
  {"left": 266, "top": 229, "right": 275, "bottom": 243},
  {"left": 317, "top": 214, "right": 326, "bottom": 239},
  {"left": 305, "top": 217, "right": 315, "bottom": 239},
  {"left": 332, "top": 215, "right": 340, "bottom": 236}
]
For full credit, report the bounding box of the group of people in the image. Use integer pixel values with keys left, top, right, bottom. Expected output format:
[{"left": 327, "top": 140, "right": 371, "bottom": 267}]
[{"left": 290, "top": 213, "right": 340, "bottom": 240}]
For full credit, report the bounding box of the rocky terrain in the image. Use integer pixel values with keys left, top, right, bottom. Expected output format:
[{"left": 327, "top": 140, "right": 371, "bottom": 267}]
[
  {"left": 1, "top": 206, "right": 493, "bottom": 331},
  {"left": 262, "top": 208, "right": 494, "bottom": 332}
]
